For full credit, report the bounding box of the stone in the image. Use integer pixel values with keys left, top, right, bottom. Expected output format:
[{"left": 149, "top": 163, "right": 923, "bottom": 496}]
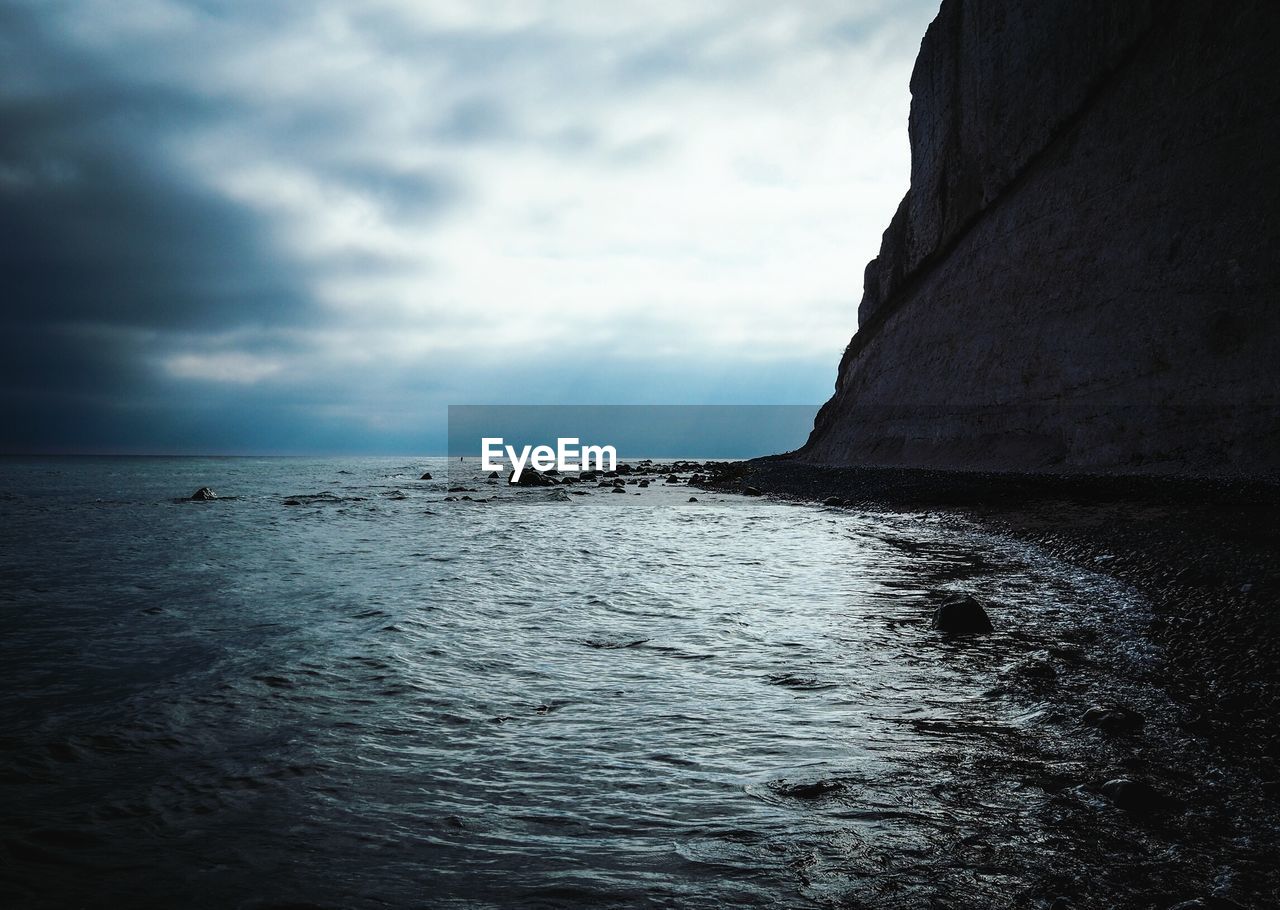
[
  {"left": 190, "top": 487, "right": 217, "bottom": 501},
  {"left": 743, "top": 486, "right": 762, "bottom": 497},
  {"left": 419, "top": 472, "right": 433, "bottom": 480},
  {"left": 1101, "top": 778, "right": 1169, "bottom": 813},
  {"left": 688, "top": 496, "right": 698, "bottom": 502},
  {"left": 1082, "top": 705, "right": 1145, "bottom": 734},
  {"left": 509, "top": 469, "right": 555, "bottom": 487},
  {"left": 823, "top": 496, "right": 842, "bottom": 506},
  {"left": 931, "top": 594, "right": 993, "bottom": 634}
]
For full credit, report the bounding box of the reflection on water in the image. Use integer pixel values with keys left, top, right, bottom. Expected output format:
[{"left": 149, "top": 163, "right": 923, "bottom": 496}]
[{"left": 0, "top": 457, "right": 1248, "bottom": 908}]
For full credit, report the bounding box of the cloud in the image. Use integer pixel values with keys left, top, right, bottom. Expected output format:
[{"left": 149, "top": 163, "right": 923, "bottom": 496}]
[{"left": 0, "top": 0, "right": 939, "bottom": 453}]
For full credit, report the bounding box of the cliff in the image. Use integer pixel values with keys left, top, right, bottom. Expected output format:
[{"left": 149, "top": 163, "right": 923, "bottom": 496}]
[{"left": 801, "top": 0, "right": 1280, "bottom": 475}]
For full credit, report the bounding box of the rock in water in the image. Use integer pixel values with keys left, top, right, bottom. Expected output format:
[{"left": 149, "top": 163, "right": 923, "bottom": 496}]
[
  {"left": 419, "top": 472, "right": 432, "bottom": 480},
  {"left": 931, "top": 594, "right": 993, "bottom": 634},
  {"left": 190, "top": 487, "right": 218, "bottom": 501},
  {"left": 1082, "top": 705, "right": 1145, "bottom": 734},
  {"left": 508, "top": 469, "right": 555, "bottom": 487},
  {"left": 1102, "top": 778, "right": 1170, "bottom": 814}
]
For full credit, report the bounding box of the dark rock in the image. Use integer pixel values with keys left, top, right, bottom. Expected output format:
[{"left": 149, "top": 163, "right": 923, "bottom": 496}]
[
  {"left": 1102, "top": 778, "right": 1170, "bottom": 813},
  {"left": 638, "top": 479, "right": 650, "bottom": 487},
  {"left": 931, "top": 594, "right": 993, "bottom": 634},
  {"left": 688, "top": 496, "right": 698, "bottom": 502},
  {"left": 419, "top": 472, "right": 432, "bottom": 480},
  {"left": 283, "top": 499, "right": 302, "bottom": 506},
  {"left": 611, "top": 487, "right": 626, "bottom": 494},
  {"left": 488, "top": 471, "right": 498, "bottom": 478},
  {"left": 823, "top": 496, "right": 842, "bottom": 506},
  {"left": 743, "top": 486, "right": 762, "bottom": 497},
  {"left": 190, "top": 487, "right": 218, "bottom": 501},
  {"left": 1082, "top": 705, "right": 1145, "bottom": 734},
  {"left": 666, "top": 474, "right": 679, "bottom": 483},
  {"left": 509, "top": 469, "right": 555, "bottom": 487}
]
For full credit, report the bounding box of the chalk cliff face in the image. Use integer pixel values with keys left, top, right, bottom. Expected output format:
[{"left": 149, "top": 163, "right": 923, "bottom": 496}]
[{"left": 802, "top": 0, "right": 1280, "bottom": 474}]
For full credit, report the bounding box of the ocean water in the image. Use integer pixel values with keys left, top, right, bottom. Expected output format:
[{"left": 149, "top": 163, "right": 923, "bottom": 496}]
[{"left": 0, "top": 457, "right": 1160, "bottom": 908}]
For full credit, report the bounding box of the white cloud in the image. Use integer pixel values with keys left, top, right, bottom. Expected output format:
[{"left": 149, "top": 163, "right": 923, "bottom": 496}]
[{"left": 15, "top": 0, "right": 939, "bottom": 419}]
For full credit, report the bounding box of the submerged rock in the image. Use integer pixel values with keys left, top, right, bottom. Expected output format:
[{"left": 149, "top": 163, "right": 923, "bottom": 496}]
[
  {"left": 190, "top": 487, "right": 218, "bottom": 501},
  {"left": 931, "top": 594, "right": 994, "bottom": 634},
  {"left": 1082, "top": 705, "right": 1145, "bottom": 734},
  {"left": 1102, "top": 778, "right": 1170, "bottom": 813}
]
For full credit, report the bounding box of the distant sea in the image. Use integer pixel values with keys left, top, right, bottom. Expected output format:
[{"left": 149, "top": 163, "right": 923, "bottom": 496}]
[{"left": 0, "top": 456, "right": 1149, "bottom": 908}]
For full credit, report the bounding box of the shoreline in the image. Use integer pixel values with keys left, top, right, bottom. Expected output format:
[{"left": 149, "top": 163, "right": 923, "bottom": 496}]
[
  {"left": 693, "top": 457, "right": 1280, "bottom": 905},
  {"left": 703, "top": 457, "right": 1280, "bottom": 779}
]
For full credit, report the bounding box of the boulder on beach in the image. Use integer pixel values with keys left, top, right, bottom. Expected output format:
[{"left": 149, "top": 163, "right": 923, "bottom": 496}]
[
  {"left": 931, "top": 594, "right": 994, "bottom": 634},
  {"left": 191, "top": 487, "right": 218, "bottom": 501}
]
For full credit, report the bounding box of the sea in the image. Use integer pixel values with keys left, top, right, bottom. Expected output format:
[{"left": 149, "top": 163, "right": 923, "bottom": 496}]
[{"left": 0, "top": 456, "right": 1167, "bottom": 908}]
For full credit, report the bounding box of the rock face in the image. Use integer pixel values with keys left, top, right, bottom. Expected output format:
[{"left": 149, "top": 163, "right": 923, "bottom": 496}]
[{"left": 802, "top": 0, "right": 1280, "bottom": 475}]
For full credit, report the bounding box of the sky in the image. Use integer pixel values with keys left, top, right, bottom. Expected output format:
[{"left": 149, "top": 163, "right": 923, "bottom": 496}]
[{"left": 0, "top": 0, "right": 939, "bottom": 454}]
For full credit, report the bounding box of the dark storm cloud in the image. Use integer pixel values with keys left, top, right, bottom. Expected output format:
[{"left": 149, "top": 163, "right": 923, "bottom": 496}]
[
  {"left": 0, "top": 6, "right": 300, "bottom": 399},
  {"left": 0, "top": 1, "right": 466, "bottom": 449}
]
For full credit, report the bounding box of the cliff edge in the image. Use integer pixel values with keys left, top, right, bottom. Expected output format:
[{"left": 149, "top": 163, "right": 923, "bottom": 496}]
[{"left": 801, "top": 0, "right": 1280, "bottom": 475}]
